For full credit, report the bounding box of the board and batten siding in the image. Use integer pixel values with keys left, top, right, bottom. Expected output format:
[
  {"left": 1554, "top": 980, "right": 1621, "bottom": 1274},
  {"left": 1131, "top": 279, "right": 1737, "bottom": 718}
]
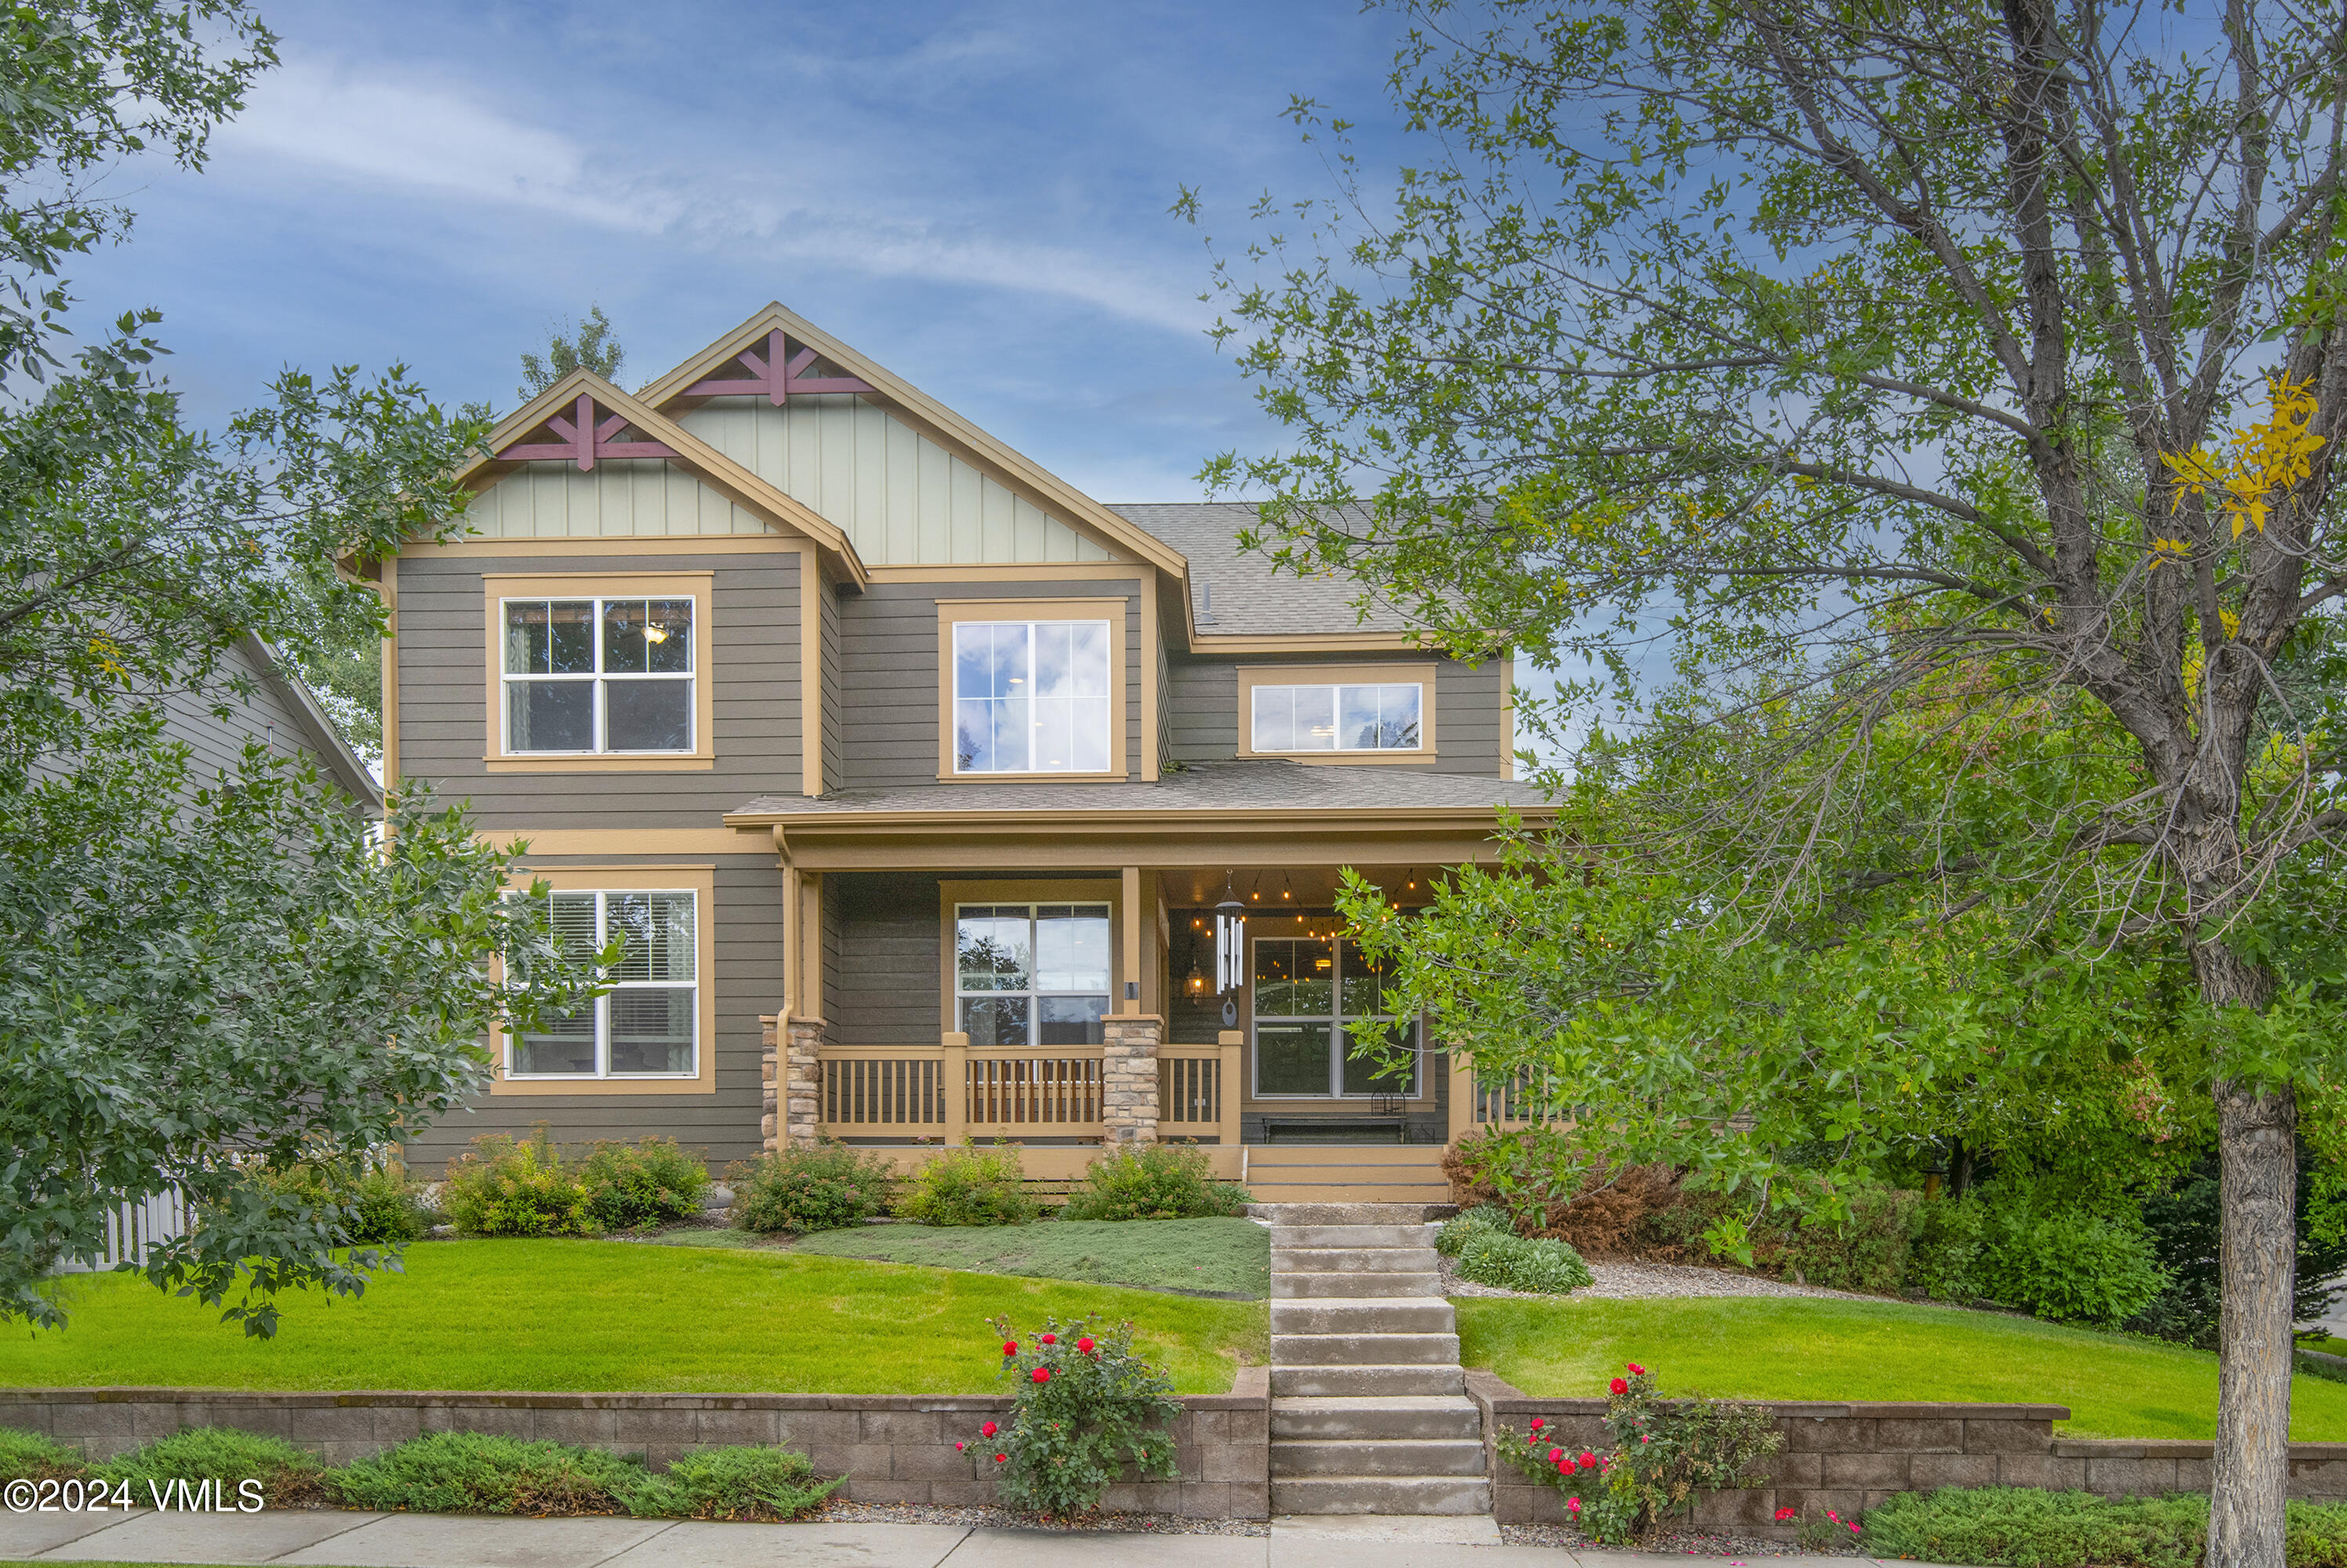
[
  {"left": 676, "top": 395, "right": 1114, "bottom": 567},
  {"left": 400, "top": 853, "right": 781, "bottom": 1175},
  {"left": 836, "top": 577, "right": 1150, "bottom": 789},
  {"left": 394, "top": 550, "right": 802, "bottom": 829},
  {"left": 1164, "top": 654, "right": 1509, "bottom": 776},
  {"left": 459, "top": 459, "right": 770, "bottom": 539}
]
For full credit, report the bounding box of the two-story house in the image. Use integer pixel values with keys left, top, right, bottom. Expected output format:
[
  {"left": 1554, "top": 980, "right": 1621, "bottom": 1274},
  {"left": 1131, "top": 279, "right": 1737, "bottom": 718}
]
[{"left": 377, "top": 303, "right": 1547, "bottom": 1202}]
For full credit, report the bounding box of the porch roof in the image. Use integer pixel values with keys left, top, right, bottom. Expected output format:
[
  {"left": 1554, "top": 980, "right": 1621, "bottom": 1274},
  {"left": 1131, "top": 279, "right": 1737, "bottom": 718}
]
[{"left": 726, "top": 759, "right": 1550, "bottom": 820}]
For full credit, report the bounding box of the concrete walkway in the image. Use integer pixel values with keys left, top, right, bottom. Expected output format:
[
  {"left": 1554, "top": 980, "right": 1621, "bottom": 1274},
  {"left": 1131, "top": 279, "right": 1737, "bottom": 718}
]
[{"left": 0, "top": 1508, "right": 1936, "bottom": 1567}]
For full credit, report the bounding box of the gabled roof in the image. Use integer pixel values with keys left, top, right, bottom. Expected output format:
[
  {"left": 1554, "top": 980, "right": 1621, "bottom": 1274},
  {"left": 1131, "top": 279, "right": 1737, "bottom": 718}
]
[
  {"left": 451, "top": 368, "right": 870, "bottom": 586},
  {"left": 239, "top": 634, "right": 383, "bottom": 810},
  {"left": 636, "top": 303, "right": 1189, "bottom": 578},
  {"left": 1110, "top": 503, "right": 1424, "bottom": 644}
]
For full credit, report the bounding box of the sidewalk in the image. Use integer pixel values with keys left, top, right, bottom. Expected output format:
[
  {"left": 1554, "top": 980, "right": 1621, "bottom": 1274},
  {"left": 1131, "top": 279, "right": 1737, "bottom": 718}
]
[{"left": 0, "top": 1507, "right": 1938, "bottom": 1568}]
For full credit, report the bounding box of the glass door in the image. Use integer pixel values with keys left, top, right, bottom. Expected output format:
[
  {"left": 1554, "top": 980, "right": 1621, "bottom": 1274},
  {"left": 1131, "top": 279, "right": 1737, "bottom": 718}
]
[{"left": 1252, "top": 931, "right": 1419, "bottom": 1098}]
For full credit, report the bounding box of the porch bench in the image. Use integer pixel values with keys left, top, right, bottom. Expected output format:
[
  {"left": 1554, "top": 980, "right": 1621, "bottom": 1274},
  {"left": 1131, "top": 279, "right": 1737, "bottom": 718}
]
[{"left": 1258, "top": 1116, "right": 1412, "bottom": 1143}]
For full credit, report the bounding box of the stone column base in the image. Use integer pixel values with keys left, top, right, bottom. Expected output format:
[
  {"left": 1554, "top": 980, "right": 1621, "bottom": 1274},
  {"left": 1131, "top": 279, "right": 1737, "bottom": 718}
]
[
  {"left": 784, "top": 1017, "right": 827, "bottom": 1148},
  {"left": 1102, "top": 1014, "right": 1163, "bottom": 1147}
]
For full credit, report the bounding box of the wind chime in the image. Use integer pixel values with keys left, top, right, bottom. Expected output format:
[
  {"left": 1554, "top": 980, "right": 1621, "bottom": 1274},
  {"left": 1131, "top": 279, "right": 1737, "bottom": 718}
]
[{"left": 1212, "top": 873, "right": 1247, "bottom": 1029}]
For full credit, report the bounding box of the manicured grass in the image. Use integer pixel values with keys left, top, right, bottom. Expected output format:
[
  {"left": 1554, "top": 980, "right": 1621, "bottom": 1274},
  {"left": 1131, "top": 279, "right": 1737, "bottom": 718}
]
[
  {"left": 1456, "top": 1295, "right": 2347, "bottom": 1441},
  {"left": 782, "top": 1217, "right": 1270, "bottom": 1299},
  {"left": 0, "top": 1241, "right": 1264, "bottom": 1396}
]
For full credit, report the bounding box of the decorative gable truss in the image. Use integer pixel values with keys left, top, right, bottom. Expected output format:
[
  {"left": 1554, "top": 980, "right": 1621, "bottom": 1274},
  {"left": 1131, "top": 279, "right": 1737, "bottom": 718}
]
[
  {"left": 494, "top": 391, "right": 681, "bottom": 470},
  {"left": 678, "top": 328, "right": 876, "bottom": 405}
]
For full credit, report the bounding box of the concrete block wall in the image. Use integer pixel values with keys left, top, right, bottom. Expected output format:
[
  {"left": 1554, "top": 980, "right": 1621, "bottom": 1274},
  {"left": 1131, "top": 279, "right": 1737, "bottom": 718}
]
[
  {"left": 1463, "top": 1374, "right": 2347, "bottom": 1531},
  {"left": 0, "top": 1372, "right": 1272, "bottom": 1521}
]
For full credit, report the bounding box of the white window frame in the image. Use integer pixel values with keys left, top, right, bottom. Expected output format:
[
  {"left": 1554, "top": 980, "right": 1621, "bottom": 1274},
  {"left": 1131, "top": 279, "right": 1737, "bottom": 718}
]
[
  {"left": 499, "top": 594, "right": 696, "bottom": 757},
  {"left": 950, "top": 619, "right": 1114, "bottom": 775},
  {"left": 508, "top": 887, "right": 699, "bottom": 1080},
  {"left": 1249, "top": 681, "right": 1426, "bottom": 753},
  {"left": 1250, "top": 933, "right": 1422, "bottom": 1099},
  {"left": 952, "top": 901, "right": 1114, "bottom": 1048}
]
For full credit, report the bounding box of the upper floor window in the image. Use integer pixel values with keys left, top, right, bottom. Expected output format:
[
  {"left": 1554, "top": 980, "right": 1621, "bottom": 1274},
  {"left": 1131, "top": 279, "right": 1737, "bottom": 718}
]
[
  {"left": 502, "top": 597, "right": 694, "bottom": 754},
  {"left": 954, "top": 902, "right": 1112, "bottom": 1048},
  {"left": 511, "top": 888, "right": 698, "bottom": 1079},
  {"left": 953, "top": 619, "right": 1111, "bottom": 773},
  {"left": 1251, "top": 681, "right": 1422, "bottom": 753}
]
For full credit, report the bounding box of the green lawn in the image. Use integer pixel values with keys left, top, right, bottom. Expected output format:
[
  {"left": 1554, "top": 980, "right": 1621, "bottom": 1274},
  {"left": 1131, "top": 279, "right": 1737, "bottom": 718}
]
[
  {"left": 779, "top": 1217, "right": 1269, "bottom": 1298},
  {"left": 2, "top": 1241, "right": 1264, "bottom": 1395},
  {"left": 1457, "top": 1295, "right": 2347, "bottom": 1441}
]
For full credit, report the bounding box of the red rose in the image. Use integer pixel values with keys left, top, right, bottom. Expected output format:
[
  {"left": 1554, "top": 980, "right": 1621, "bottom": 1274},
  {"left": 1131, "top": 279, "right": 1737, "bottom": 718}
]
[
  {"left": 1032, "top": 1367, "right": 1051, "bottom": 1384},
  {"left": 1529, "top": 1417, "right": 1545, "bottom": 1431},
  {"left": 1077, "top": 1336, "right": 1095, "bottom": 1353},
  {"left": 1568, "top": 1497, "right": 1582, "bottom": 1511},
  {"left": 994, "top": 1453, "right": 1007, "bottom": 1463},
  {"left": 1578, "top": 1451, "right": 1596, "bottom": 1468},
  {"left": 1626, "top": 1362, "right": 1645, "bottom": 1375},
  {"left": 1608, "top": 1377, "right": 1628, "bottom": 1395},
  {"left": 956, "top": 1441, "right": 967, "bottom": 1451},
  {"left": 1560, "top": 1457, "right": 1576, "bottom": 1472},
  {"left": 1546, "top": 1446, "right": 1562, "bottom": 1463},
  {"left": 981, "top": 1421, "right": 997, "bottom": 1437},
  {"left": 1775, "top": 1508, "right": 1796, "bottom": 1522},
  {"left": 1041, "top": 1333, "right": 1057, "bottom": 1344},
  {"left": 1003, "top": 1341, "right": 1018, "bottom": 1356}
]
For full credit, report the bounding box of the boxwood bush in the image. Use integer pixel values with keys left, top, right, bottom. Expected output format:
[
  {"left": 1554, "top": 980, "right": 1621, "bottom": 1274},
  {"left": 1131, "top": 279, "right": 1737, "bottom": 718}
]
[{"left": 1456, "top": 1230, "right": 1594, "bottom": 1293}]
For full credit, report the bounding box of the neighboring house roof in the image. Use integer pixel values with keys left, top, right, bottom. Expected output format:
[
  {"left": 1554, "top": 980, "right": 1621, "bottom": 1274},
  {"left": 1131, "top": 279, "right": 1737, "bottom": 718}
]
[
  {"left": 238, "top": 634, "right": 384, "bottom": 811},
  {"left": 728, "top": 759, "right": 1547, "bottom": 822},
  {"left": 1108, "top": 503, "right": 1419, "bottom": 641}
]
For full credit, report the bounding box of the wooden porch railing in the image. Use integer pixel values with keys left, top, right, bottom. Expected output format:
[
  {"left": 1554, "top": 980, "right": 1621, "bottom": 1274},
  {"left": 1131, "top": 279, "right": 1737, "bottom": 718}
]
[
  {"left": 816, "top": 1033, "right": 1244, "bottom": 1147},
  {"left": 1157, "top": 1033, "right": 1244, "bottom": 1148},
  {"left": 1447, "top": 1055, "right": 1572, "bottom": 1139}
]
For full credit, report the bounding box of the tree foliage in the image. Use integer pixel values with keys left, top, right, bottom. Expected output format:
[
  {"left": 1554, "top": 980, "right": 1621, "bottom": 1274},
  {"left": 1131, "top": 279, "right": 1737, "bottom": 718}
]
[{"left": 518, "top": 304, "right": 625, "bottom": 401}]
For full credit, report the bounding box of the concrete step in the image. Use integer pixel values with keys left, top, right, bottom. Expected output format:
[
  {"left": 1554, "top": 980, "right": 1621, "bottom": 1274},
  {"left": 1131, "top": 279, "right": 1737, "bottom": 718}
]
[
  {"left": 1272, "top": 1438, "right": 1488, "bottom": 1477},
  {"left": 1271, "top": 1475, "right": 1494, "bottom": 1515},
  {"left": 1271, "top": 1298, "right": 1456, "bottom": 1335},
  {"left": 1273, "top": 1247, "right": 1440, "bottom": 1273},
  {"left": 1250, "top": 1203, "right": 1454, "bottom": 1224},
  {"left": 1270, "top": 1364, "right": 1466, "bottom": 1397},
  {"left": 1270, "top": 1224, "right": 1437, "bottom": 1249},
  {"left": 1272, "top": 1396, "right": 1484, "bottom": 1441},
  {"left": 1273, "top": 1270, "right": 1444, "bottom": 1299},
  {"left": 1272, "top": 1331, "right": 1461, "bottom": 1367}
]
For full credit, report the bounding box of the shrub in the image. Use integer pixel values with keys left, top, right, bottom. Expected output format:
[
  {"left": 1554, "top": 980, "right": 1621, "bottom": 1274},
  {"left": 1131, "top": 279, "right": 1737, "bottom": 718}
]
[
  {"left": 730, "top": 1140, "right": 896, "bottom": 1235},
  {"left": 1058, "top": 1145, "right": 1250, "bottom": 1221},
  {"left": 576, "top": 1137, "right": 709, "bottom": 1231},
  {"left": 1859, "top": 1486, "right": 2226, "bottom": 1568},
  {"left": 1909, "top": 1197, "right": 1990, "bottom": 1302},
  {"left": 328, "top": 1430, "right": 645, "bottom": 1514},
  {"left": 622, "top": 1446, "right": 839, "bottom": 1521},
  {"left": 1437, "top": 1203, "right": 1513, "bottom": 1257},
  {"left": 1756, "top": 1178, "right": 1920, "bottom": 1294},
  {"left": 1982, "top": 1208, "right": 2167, "bottom": 1327},
  {"left": 248, "top": 1154, "right": 432, "bottom": 1245},
  {"left": 0, "top": 1426, "right": 83, "bottom": 1481},
  {"left": 97, "top": 1428, "right": 326, "bottom": 1506},
  {"left": 898, "top": 1142, "right": 1036, "bottom": 1227},
  {"left": 1456, "top": 1231, "right": 1594, "bottom": 1294},
  {"left": 440, "top": 1131, "right": 594, "bottom": 1238},
  {"left": 957, "top": 1316, "right": 1180, "bottom": 1516},
  {"left": 1499, "top": 1362, "right": 1782, "bottom": 1544}
]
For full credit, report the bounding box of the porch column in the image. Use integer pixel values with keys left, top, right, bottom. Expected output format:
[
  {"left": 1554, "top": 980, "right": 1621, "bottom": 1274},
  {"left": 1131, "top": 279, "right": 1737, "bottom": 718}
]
[
  {"left": 1103, "top": 1014, "right": 1162, "bottom": 1146},
  {"left": 783, "top": 1017, "right": 826, "bottom": 1149}
]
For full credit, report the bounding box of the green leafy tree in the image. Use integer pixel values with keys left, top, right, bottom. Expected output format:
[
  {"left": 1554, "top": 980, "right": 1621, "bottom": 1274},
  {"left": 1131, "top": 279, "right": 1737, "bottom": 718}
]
[
  {"left": 518, "top": 304, "right": 625, "bottom": 400},
  {"left": 0, "top": 3, "right": 601, "bottom": 1333},
  {"left": 1193, "top": 4, "right": 2347, "bottom": 1562}
]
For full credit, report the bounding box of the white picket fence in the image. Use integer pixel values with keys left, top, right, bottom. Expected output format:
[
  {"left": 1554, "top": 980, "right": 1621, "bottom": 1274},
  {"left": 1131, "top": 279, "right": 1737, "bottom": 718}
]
[{"left": 49, "top": 1187, "right": 191, "bottom": 1274}]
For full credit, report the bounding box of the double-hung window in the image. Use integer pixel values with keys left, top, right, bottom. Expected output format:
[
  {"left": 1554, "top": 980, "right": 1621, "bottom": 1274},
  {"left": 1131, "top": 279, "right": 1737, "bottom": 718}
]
[
  {"left": 503, "top": 597, "right": 694, "bottom": 754},
  {"left": 952, "top": 620, "right": 1111, "bottom": 773},
  {"left": 1253, "top": 935, "right": 1419, "bottom": 1097},
  {"left": 954, "top": 902, "right": 1112, "bottom": 1049},
  {"left": 1251, "top": 681, "right": 1422, "bottom": 753},
  {"left": 512, "top": 889, "right": 698, "bottom": 1078}
]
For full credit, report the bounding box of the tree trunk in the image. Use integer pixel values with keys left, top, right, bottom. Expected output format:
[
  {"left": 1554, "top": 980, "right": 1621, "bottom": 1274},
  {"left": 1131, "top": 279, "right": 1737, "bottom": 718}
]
[{"left": 2209, "top": 1066, "right": 2298, "bottom": 1568}]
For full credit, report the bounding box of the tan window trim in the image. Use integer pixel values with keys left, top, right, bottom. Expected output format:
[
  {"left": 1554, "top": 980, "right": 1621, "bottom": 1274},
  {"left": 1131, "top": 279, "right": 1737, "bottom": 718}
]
[
  {"left": 482, "top": 571, "right": 717, "bottom": 774},
  {"left": 489, "top": 863, "right": 718, "bottom": 1097},
  {"left": 1236, "top": 662, "right": 1439, "bottom": 764},
  {"left": 938, "top": 878, "right": 1124, "bottom": 1036},
  {"left": 935, "top": 597, "right": 1130, "bottom": 782}
]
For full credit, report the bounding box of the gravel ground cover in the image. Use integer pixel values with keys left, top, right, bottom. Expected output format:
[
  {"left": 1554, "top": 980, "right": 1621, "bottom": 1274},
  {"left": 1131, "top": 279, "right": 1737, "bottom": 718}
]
[
  {"left": 1443, "top": 1254, "right": 1879, "bottom": 1303},
  {"left": 1499, "top": 1522, "right": 1862, "bottom": 1555},
  {"left": 807, "top": 1497, "right": 1268, "bottom": 1535}
]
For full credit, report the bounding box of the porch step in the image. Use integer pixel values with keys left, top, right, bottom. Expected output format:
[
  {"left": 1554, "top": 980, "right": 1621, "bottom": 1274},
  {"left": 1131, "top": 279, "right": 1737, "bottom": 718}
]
[
  {"left": 1275, "top": 1271, "right": 1443, "bottom": 1298},
  {"left": 1270, "top": 1364, "right": 1468, "bottom": 1397},
  {"left": 1273, "top": 1246, "right": 1440, "bottom": 1272},
  {"left": 1251, "top": 1203, "right": 1453, "bottom": 1225},
  {"left": 1272, "top": 1396, "right": 1484, "bottom": 1442},
  {"left": 1271, "top": 1298, "right": 1457, "bottom": 1334},
  {"left": 1270, "top": 1224, "right": 1438, "bottom": 1249},
  {"left": 1270, "top": 1475, "right": 1494, "bottom": 1515},
  {"left": 1271, "top": 1332, "right": 1461, "bottom": 1367},
  {"left": 1273, "top": 1438, "right": 1488, "bottom": 1477},
  {"left": 1243, "top": 1148, "right": 1451, "bottom": 1207}
]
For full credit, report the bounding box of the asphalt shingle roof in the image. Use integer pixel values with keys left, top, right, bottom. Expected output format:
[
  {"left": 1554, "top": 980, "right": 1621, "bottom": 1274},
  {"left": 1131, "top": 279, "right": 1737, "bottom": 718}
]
[
  {"left": 1106, "top": 503, "right": 1419, "bottom": 638},
  {"left": 732, "top": 759, "right": 1549, "bottom": 818}
]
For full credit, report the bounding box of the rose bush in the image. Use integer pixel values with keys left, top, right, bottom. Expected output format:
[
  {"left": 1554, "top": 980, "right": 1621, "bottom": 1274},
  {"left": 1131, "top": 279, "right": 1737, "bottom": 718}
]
[{"left": 958, "top": 1315, "right": 1180, "bottom": 1517}]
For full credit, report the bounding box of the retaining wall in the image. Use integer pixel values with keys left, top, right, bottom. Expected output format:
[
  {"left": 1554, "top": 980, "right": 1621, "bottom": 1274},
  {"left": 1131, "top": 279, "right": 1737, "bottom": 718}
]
[
  {"left": 1464, "top": 1374, "right": 2347, "bottom": 1530},
  {"left": 0, "top": 1375, "right": 1273, "bottom": 1521}
]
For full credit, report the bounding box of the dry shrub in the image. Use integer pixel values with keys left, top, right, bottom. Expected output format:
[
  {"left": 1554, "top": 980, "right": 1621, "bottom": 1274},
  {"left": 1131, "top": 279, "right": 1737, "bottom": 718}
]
[{"left": 1444, "top": 1129, "right": 1688, "bottom": 1261}]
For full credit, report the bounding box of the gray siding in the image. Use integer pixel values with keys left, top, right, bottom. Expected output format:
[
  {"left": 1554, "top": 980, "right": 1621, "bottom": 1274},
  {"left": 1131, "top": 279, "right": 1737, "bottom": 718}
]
[
  {"left": 161, "top": 642, "right": 337, "bottom": 788},
  {"left": 401, "top": 853, "right": 782, "bottom": 1176},
  {"left": 1164, "top": 654, "right": 1507, "bottom": 776},
  {"left": 836, "top": 577, "right": 1150, "bottom": 789},
  {"left": 831, "top": 873, "right": 943, "bottom": 1047},
  {"left": 394, "top": 550, "right": 801, "bottom": 826},
  {"left": 819, "top": 577, "right": 843, "bottom": 790}
]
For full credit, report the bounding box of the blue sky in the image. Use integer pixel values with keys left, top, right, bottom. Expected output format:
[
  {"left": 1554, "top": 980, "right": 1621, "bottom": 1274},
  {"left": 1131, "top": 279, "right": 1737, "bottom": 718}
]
[{"left": 62, "top": 0, "right": 1411, "bottom": 503}]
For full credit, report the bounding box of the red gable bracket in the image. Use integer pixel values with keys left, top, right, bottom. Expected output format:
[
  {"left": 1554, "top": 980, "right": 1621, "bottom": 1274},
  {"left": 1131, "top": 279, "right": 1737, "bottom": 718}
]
[
  {"left": 495, "top": 393, "right": 682, "bottom": 470},
  {"left": 682, "top": 328, "right": 875, "bottom": 405}
]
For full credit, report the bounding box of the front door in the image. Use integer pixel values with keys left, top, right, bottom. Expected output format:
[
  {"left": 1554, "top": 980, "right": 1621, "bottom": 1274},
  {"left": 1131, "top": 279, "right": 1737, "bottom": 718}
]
[{"left": 1250, "top": 930, "right": 1420, "bottom": 1099}]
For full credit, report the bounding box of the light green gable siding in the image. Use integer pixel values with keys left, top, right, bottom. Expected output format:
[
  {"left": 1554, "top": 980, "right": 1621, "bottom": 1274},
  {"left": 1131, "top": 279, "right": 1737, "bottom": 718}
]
[
  {"left": 461, "top": 459, "right": 770, "bottom": 538},
  {"left": 677, "top": 395, "right": 1114, "bottom": 565}
]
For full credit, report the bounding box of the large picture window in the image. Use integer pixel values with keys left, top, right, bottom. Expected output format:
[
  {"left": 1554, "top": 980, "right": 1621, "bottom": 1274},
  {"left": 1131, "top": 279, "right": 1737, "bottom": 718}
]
[
  {"left": 511, "top": 889, "right": 698, "bottom": 1078},
  {"left": 954, "top": 902, "right": 1112, "bottom": 1049},
  {"left": 503, "top": 597, "right": 694, "bottom": 754},
  {"left": 1251, "top": 681, "right": 1422, "bottom": 753},
  {"left": 952, "top": 620, "right": 1111, "bottom": 773},
  {"left": 1253, "top": 935, "right": 1419, "bottom": 1097}
]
